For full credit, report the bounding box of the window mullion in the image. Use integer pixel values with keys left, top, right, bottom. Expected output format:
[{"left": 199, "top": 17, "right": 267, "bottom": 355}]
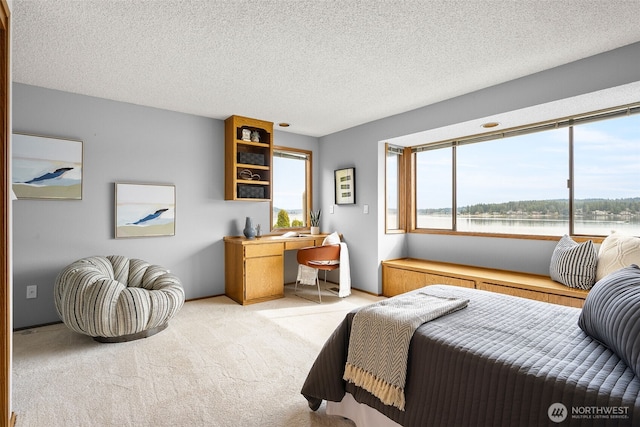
[
  {"left": 452, "top": 145, "right": 457, "bottom": 231},
  {"left": 568, "top": 126, "right": 575, "bottom": 236}
]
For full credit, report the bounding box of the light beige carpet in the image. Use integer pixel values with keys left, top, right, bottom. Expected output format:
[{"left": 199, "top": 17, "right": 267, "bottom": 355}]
[{"left": 12, "top": 283, "right": 384, "bottom": 427}]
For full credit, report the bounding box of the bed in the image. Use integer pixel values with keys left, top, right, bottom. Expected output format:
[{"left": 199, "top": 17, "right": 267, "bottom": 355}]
[{"left": 301, "top": 274, "right": 640, "bottom": 426}]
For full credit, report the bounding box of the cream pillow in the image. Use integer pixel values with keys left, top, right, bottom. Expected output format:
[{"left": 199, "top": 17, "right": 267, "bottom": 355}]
[
  {"left": 322, "top": 231, "right": 341, "bottom": 246},
  {"left": 596, "top": 232, "right": 640, "bottom": 281}
]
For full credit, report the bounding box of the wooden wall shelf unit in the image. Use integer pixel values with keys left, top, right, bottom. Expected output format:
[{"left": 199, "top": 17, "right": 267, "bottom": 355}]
[
  {"left": 225, "top": 115, "right": 273, "bottom": 201},
  {"left": 382, "top": 258, "right": 589, "bottom": 308}
]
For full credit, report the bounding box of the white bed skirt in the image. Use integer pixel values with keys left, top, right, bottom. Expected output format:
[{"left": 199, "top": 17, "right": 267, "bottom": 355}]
[{"left": 326, "top": 393, "right": 402, "bottom": 427}]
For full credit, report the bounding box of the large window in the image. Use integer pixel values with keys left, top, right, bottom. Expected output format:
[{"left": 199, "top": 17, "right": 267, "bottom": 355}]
[
  {"left": 271, "top": 147, "right": 312, "bottom": 231},
  {"left": 411, "top": 105, "right": 640, "bottom": 237},
  {"left": 415, "top": 144, "right": 453, "bottom": 230},
  {"left": 456, "top": 129, "right": 569, "bottom": 235},
  {"left": 573, "top": 115, "right": 640, "bottom": 236}
]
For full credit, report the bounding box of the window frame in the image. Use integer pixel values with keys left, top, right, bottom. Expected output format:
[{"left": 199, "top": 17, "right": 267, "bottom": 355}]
[
  {"left": 270, "top": 146, "right": 313, "bottom": 232},
  {"left": 404, "top": 103, "right": 640, "bottom": 241},
  {"left": 411, "top": 141, "right": 456, "bottom": 232},
  {"left": 385, "top": 143, "right": 409, "bottom": 233}
]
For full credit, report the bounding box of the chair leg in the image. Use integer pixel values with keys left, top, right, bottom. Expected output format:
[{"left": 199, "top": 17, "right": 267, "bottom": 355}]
[{"left": 316, "top": 277, "right": 322, "bottom": 303}]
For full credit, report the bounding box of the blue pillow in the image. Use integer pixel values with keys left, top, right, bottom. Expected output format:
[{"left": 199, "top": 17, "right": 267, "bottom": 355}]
[{"left": 578, "top": 264, "right": 640, "bottom": 377}]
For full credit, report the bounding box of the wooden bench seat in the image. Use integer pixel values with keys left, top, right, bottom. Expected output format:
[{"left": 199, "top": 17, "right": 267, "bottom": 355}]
[{"left": 382, "top": 258, "right": 589, "bottom": 308}]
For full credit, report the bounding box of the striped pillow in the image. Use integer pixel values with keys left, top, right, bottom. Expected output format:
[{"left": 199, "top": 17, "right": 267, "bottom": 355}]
[
  {"left": 578, "top": 264, "right": 640, "bottom": 377},
  {"left": 549, "top": 234, "right": 597, "bottom": 289}
]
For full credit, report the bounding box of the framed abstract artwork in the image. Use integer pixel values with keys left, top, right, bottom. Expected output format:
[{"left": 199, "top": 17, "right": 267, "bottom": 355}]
[
  {"left": 334, "top": 167, "right": 356, "bottom": 205},
  {"left": 12, "top": 133, "right": 83, "bottom": 200},
  {"left": 115, "top": 183, "right": 176, "bottom": 238}
]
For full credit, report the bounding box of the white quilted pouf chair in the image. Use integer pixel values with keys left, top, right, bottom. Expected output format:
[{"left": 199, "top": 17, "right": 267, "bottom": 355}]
[{"left": 54, "top": 255, "right": 185, "bottom": 342}]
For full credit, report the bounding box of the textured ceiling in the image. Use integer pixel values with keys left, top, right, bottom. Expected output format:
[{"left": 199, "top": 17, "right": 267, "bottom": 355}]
[{"left": 11, "top": 0, "right": 640, "bottom": 137}]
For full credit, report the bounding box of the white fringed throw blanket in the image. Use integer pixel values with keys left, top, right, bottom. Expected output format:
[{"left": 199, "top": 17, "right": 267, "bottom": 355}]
[{"left": 343, "top": 291, "right": 469, "bottom": 410}]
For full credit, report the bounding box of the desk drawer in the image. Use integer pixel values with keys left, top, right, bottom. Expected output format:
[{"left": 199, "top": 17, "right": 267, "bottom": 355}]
[
  {"left": 245, "top": 243, "right": 283, "bottom": 258},
  {"left": 285, "top": 240, "right": 315, "bottom": 250}
]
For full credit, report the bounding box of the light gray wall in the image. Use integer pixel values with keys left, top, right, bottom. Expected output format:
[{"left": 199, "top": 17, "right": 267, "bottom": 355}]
[
  {"left": 319, "top": 42, "right": 640, "bottom": 294},
  {"left": 12, "top": 83, "right": 319, "bottom": 328},
  {"left": 13, "top": 41, "right": 640, "bottom": 327}
]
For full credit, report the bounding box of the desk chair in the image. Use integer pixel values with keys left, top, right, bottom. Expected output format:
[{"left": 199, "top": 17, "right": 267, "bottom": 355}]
[{"left": 295, "top": 244, "right": 340, "bottom": 303}]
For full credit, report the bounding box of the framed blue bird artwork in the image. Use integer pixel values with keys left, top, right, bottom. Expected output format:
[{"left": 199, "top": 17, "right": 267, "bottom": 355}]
[
  {"left": 12, "top": 133, "right": 83, "bottom": 200},
  {"left": 115, "top": 182, "right": 176, "bottom": 238}
]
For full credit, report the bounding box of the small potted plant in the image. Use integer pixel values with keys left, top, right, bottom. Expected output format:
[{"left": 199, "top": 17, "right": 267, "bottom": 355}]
[{"left": 309, "top": 209, "right": 321, "bottom": 235}]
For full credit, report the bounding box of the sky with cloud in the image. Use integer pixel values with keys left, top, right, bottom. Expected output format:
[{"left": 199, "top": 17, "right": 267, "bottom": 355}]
[{"left": 416, "top": 113, "right": 639, "bottom": 209}]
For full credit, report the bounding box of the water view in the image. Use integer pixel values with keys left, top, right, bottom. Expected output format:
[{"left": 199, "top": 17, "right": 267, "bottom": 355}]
[
  {"left": 417, "top": 214, "right": 640, "bottom": 236},
  {"left": 411, "top": 197, "right": 640, "bottom": 236}
]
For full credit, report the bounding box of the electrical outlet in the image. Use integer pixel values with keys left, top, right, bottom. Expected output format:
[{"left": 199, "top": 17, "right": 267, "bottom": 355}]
[
  {"left": 329, "top": 205, "right": 334, "bottom": 214},
  {"left": 26, "top": 285, "right": 37, "bottom": 299},
  {"left": 363, "top": 204, "right": 369, "bottom": 214}
]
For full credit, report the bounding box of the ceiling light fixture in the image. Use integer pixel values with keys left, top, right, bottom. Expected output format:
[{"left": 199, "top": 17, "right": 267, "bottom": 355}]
[
  {"left": 482, "top": 121, "right": 500, "bottom": 129},
  {"left": 278, "top": 123, "right": 290, "bottom": 127}
]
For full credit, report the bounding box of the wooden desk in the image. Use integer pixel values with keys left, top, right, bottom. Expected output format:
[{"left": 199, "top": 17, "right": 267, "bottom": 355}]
[{"left": 224, "top": 234, "right": 329, "bottom": 305}]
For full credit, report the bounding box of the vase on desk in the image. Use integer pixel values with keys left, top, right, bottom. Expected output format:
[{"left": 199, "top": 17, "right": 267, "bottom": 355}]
[
  {"left": 243, "top": 217, "right": 256, "bottom": 239},
  {"left": 310, "top": 226, "right": 320, "bottom": 235}
]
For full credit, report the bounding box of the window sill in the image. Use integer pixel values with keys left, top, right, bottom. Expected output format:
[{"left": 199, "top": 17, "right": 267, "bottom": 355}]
[{"left": 410, "top": 228, "right": 605, "bottom": 244}]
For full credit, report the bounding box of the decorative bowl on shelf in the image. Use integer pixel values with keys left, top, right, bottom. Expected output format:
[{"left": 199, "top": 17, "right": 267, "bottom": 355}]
[{"left": 238, "top": 169, "right": 260, "bottom": 180}]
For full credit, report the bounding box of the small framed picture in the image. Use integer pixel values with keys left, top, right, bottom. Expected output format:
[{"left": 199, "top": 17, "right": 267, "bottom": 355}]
[
  {"left": 12, "top": 132, "right": 83, "bottom": 200},
  {"left": 115, "top": 183, "right": 176, "bottom": 238},
  {"left": 334, "top": 167, "right": 356, "bottom": 205}
]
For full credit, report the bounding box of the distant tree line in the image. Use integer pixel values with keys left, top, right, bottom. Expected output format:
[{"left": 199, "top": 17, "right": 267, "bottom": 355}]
[{"left": 420, "top": 198, "right": 640, "bottom": 217}]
